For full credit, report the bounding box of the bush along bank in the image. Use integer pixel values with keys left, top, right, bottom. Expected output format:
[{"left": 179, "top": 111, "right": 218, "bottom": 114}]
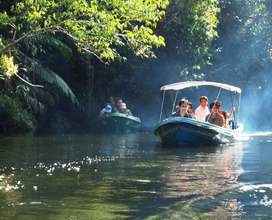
[{"left": 0, "top": 94, "right": 34, "bottom": 135}]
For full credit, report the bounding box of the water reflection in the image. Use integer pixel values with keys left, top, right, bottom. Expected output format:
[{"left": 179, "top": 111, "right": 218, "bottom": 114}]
[
  {"left": 161, "top": 143, "right": 244, "bottom": 200},
  {"left": 0, "top": 133, "right": 271, "bottom": 219},
  {"left": 155, "top": 132, "right": 272, "bottom": 220}
]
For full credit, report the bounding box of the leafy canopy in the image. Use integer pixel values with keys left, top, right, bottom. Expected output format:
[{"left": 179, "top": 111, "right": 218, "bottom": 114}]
[
  {"left": 0, "top": 0, "right": 168, "bottom": 63},
  {"left": 0, "top": 0, "right": 168, "bottom": 106},
  {"left": 159, "top": 0, "right": 220, "bottom": 78}
]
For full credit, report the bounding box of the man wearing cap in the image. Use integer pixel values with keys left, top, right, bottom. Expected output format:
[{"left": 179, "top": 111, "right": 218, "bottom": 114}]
[{"left": 194, "top": 96, "right": 210, "bottom": 121}]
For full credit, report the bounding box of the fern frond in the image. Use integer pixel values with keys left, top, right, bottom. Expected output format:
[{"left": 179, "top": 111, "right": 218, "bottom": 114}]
[{"left": 31, "top": 65, "right": 79, "bottom": 105}]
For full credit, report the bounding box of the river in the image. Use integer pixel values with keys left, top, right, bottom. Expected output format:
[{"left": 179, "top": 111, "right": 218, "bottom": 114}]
[{"left": 1, "top": 132, "right": 272, "bottom": 219}]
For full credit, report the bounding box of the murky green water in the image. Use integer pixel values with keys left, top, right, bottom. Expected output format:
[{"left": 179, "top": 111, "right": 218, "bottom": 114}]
[{"left": 1, "top": 132, "right": 272, "bottom": 219}]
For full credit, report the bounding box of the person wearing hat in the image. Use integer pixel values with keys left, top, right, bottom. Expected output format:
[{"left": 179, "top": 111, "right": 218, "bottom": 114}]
[
  {"left": 205, "top": 100, "right": 224, "bottom": 127},
  {"left": 194, "top": 96, "right": 210, "bottom": 121}
]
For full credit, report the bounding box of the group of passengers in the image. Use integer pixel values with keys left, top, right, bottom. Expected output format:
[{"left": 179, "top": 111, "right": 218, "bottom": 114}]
[
  {"left": 99, "top": 96, "right": 133, "bottom": 117},
  {"left": 173, "top": 96, "right": 234, "bottom": 128}
]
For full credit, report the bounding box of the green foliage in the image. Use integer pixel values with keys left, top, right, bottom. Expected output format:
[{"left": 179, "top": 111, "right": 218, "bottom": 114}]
[
  {"left": 0, "top": 94, "right": 34, "bottom": 134},
  {"left": 31, "top": 65, "right": 79, "bottom": 105},
  {"left": 208, "top": 0, "right": 272, "bottom": 83},
  {"left": 0, "top": 0, "right": 168, "bottom": 61},
  {"left": 15, "top": 84, "right": 49, "bottom": 116},
  {"left": 23, "top": 34, "right": 73, "bottom": 61},
  {"left": 0, "top": 37, "right": 4, "bottom": 48},
  {"left": 0, "top": 1, "right": 168, "bottom": 130},
  {"left": 42, "top": 35, "right": 73, "bottom": 61},
  {"left": 161, "top": 0, "right": 220, "bottom": 67},
  {"left": 240, "top": 0, "right": 272, "bottom": 59},
  {"left": 0, "top": 11, "right": 13, "bottom": 26}
]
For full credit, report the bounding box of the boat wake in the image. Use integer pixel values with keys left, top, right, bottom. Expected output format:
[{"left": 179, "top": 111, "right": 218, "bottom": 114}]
[
  {"left": 231, "top": 131, "right": 272, "bottom": 142},
  {"left": 238, "top": 184, "right": 272, "bottom": 208},
  {"left": 242, "top": 131, "right": 272, "bottom": 138}
]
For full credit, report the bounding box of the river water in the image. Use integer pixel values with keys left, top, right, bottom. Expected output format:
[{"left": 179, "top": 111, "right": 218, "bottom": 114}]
[{"left": 0, "top": 132, "right": 272, "bottom": 219}]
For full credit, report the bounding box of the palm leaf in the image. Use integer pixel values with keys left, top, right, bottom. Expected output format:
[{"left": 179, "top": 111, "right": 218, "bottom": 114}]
[
  {"left": 31, "top": 65, "right": 79, "bottom": 106},
  {"left": 23, "top": 34, "right": 73, "bottom": 61}
]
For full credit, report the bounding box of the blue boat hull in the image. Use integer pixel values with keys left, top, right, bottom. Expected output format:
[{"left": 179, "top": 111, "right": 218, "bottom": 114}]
[{"left": 154, "top": 117, "right": 236, "bottom": 146}]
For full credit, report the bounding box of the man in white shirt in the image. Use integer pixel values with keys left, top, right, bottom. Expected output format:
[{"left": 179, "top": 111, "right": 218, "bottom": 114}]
[{"left": 194, "top": 96, "right": 210, "bottom": 121}]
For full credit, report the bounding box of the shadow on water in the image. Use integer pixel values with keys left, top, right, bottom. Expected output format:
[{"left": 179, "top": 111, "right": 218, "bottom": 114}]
[{"left": 0, "top": 132, "right": 272, "bottom": 219}]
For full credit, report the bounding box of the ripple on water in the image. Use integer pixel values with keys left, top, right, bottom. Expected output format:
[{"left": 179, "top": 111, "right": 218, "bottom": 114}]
[{"left": 0, "top": 155, "right": 118, "bottom": 194}]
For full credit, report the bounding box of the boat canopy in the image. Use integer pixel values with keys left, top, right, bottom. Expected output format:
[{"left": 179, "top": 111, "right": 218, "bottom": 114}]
[{"left": 160, "top": 81, "right": 242, "bottom": 94}]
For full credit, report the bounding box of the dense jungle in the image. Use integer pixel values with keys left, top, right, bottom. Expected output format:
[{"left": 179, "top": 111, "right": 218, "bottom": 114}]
[{"left": 0, "top": 0, "right": 271, "bottom": 134}]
